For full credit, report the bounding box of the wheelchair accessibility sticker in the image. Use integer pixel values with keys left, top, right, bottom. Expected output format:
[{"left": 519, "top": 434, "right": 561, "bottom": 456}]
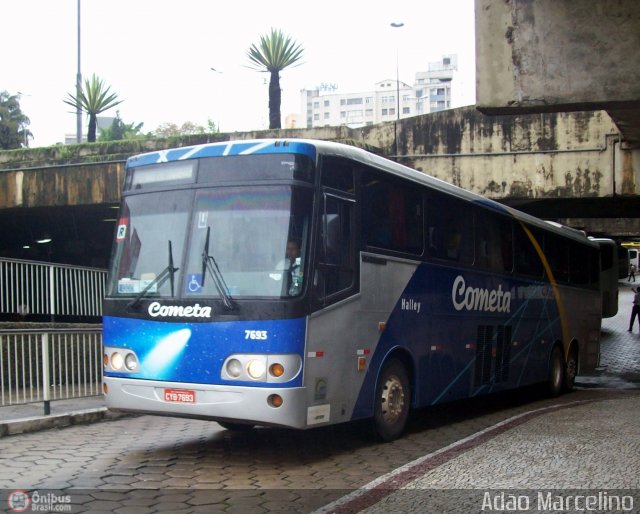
[{"left": 185, "top": 273, "right": 203, "bottom": 293}]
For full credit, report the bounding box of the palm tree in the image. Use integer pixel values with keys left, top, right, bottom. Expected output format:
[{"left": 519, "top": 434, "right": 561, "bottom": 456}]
[
  {"left": 247, "top": 28, "right": 304, "bottom": 129},
  {"left": 0, "top": 91, "right": 32, "bottom": 149},
  {"left": 64, "top": 74, "right": 123, "bottom": 142}
]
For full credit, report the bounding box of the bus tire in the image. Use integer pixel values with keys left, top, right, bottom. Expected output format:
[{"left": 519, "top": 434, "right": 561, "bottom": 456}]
[
  {"left": 563, "top": 347, "right": 578, "bottom": 392},
  {"left": 217, "top": 421, "right": 254, "bottom": 431},
  {"left": 372, "top": 359, "right": 410, "bottom": 442},
  {"left": 547, "top": 346, "right": 565, "bottom": 397}
]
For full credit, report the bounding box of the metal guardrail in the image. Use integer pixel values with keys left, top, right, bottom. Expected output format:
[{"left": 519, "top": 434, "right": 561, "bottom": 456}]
[
  {"left": 0, "top": 258, "right": 107, "bottom": 319},
  {"left": 0, "top": 328, "right": 103, "bottom": 409}
]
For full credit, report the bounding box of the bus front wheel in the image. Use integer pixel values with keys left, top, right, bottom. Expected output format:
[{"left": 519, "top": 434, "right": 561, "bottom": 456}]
[{"left": 373, "top": 359, "right": 410, "bottom": 442}]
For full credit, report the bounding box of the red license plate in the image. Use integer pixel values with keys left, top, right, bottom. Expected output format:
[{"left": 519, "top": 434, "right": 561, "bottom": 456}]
[{"left": 163, "top": 388, "right": 196, "bottom": 403}]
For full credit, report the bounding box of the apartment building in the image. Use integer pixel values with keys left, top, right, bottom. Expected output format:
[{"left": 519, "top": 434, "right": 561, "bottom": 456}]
[{"left": 301, "top": 54, "right": 459, "bottom": 129}]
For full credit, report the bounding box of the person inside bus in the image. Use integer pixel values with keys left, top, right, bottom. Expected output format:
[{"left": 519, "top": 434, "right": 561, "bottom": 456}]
[
  {"left": 276, "top": 239, "right": 303, "bottom": 296},
  {"left": 445, "top": 231, "right": 462, "bottom": 260},
  {"left": 629, "top": 287, "right": 640, "bottom": 332}
]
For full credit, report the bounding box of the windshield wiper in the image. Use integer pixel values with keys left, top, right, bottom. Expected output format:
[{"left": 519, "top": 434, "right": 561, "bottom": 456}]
[
  {"left": 128, "top": 240, "right": 179, "bottom": 309},
  {"left": 201, "top": 226, "right": 235, "bottom": 310}
]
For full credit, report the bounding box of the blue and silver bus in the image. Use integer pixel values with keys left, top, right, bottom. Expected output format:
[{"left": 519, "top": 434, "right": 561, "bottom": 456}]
[{"left": 103, "top": 139, "right": 603, "bottom": 440}]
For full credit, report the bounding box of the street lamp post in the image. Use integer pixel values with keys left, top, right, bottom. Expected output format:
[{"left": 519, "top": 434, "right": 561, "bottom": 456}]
[
  {"left": 76, "top": 0, "right": 82, "bottom": 143},
  {"left": 390, "top": 22, "right": 404, "bottom": 157}
]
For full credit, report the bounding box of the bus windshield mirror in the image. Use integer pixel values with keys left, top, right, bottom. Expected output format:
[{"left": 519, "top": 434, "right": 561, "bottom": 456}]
[
  {"left": 128, "top": 240, "right": 179, "bottom": 309},
  {"left": 201, "top": 226, "right": 235, "bottom": 310}
]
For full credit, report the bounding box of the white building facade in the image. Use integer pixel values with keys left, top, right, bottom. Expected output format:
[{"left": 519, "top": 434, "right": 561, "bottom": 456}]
[
  {"left": 300, "top": 54, "right": 460, "bottom": 129},
  {"left": 414, "top": 54, "right": 458, "bottom": 115}
]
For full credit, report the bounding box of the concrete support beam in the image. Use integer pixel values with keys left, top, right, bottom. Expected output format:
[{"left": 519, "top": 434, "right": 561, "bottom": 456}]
[
  {"left": 475, "top": 0, "right": 640, "bottom": 147},
  {"left": 0, "top": 162, "right": 124, "bottom": 209},
  {"left": 560, "top": 218, "right": 640, "bottom": 239}
]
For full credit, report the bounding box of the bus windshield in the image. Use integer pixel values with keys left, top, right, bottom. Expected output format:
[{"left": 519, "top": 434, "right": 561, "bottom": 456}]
[{"left": 107, "top": 185, "right": 312, "bottom": 299}]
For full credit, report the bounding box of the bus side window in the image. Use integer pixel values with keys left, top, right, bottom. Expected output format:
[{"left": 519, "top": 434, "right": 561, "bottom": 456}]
[
  {"left": 316, "top": 194, "right": 356, "bottom": 301},
  {"left": 427, "top": 193, "right": 473, "bottom": 265},
  {"left": 361, "top": 170, "right": 423, "bottom": 255},
  {"left": 320, "top": 156, "right": 356, "bottom": 194},
  {"left": 475, "top": 212, "right": 513, "bottom": 273},
  {"left": 545, "top": 233, "right": 569, "bottom": 283},
  {"left": 514, "top": 224, "right": 544, "bottom": 278}
]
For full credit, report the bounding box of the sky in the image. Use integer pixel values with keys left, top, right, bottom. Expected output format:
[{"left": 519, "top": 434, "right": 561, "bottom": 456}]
[{"left": 2, "top": 0, "right": 476, "bottom": 147}]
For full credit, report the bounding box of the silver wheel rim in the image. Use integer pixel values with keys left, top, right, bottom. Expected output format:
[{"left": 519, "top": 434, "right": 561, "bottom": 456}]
[{"left": 381, "top": 374, "right": 405, "bottom": 425}]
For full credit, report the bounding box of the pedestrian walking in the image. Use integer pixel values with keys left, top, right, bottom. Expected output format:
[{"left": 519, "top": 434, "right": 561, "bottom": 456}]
[
  {"left": 629, "top": 287, "right": 640, "bottom": 332},
  {"left": 629, "top": 263, "right": 636, "bottom": 282}
]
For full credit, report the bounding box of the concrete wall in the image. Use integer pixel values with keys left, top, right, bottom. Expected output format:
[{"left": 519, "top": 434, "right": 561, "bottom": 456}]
[
  {"left": 1, "top": 107, "right": 638, "bottom": 210},
  {"left": 364, "top": 108, "right": 632, "bottom": 200},
  {"left": 0, "top": 163, "right": 124, "bottom": 209},
  {"left": 0, "top": 126, "right": 356, "bottom": 209},
  {"left": 475, "top": 0, "right": 640, "bottom": 112}
]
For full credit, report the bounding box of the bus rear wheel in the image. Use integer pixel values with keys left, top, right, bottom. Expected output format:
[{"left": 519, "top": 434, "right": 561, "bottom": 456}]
[
  {"left": 373, "top": 359, "right": 410, "bottom": 442},
  {"left": 547, "top": 346, "right": 565, "bottom": 397},
  {"left": 564, "top": 348, "right": 578, "bottom": 392}
]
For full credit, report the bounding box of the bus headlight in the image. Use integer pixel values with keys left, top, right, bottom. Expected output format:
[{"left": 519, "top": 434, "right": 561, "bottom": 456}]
[
  {"left": 104, "top": 347, "right": 140, "bottom": 373},
  {"left": 221, "top": 354, "right": 302, "bottom": 383},
  {"left": 111, "top": 352, "right": 124, "bottom": 371},
  {"left": 247, "top": 359, "right": 267, "bottom": 380},
  {"left": 124, "top": 352, "right": 139, "bottom": 371},
  {"left": 226, "top": 358, "right": 243, "bottom": 378}
]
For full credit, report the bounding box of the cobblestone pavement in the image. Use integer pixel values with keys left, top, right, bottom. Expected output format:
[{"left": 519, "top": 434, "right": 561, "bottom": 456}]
[
  {"left": 595, "top": 282, "right": 640, "bottom": 384},
  {"left": 0, "top": 282, "right": 638, "bottom": 513},
  {"left": 320, "top": 393, "right": 640, "bottom": 514}
]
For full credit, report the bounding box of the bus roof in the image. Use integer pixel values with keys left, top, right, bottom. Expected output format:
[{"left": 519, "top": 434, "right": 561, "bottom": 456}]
[{"left": 127, "top": 138, "right": 598, "bottom": 248}]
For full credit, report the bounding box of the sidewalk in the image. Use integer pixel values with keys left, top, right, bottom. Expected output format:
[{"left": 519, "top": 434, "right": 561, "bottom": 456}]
[{"left": 0, "top": 395, "right": 112, "bottom": 437}]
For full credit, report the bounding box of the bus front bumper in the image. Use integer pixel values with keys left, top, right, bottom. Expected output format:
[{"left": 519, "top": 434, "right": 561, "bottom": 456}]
[{"left": 103, "top": 377, "right": 308, "bottom": 428}]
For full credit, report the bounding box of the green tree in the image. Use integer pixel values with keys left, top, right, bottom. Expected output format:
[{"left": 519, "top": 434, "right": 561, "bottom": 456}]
[
  {"left": 63, "top": 74, "right": 123, "bottom": 142},
  {"left": 154, "top": 119, "right": 217, "bottom": 138},
  {"left": 206, "top": 118, "right": 218, "bottom": 133},
  {"left": 98, "top": 111, "right": 146, "bottom": 141},
  {"left": 0, "top": 91, "right": 32, "bottom": 149},
  {"left": 247, "top": 28, "right": 304, "bottom": 129}
]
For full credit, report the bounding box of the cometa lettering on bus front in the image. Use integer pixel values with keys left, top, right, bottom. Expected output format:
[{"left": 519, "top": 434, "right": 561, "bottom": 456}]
[
  {"left": 148, "top": 302, "right": 212, "bottom": 318},
  {"left": 451, "top": 275, "right": 511, "bottom": 313}
]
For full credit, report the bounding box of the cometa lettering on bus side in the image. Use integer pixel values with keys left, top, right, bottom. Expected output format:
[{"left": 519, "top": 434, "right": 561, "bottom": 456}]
[
  {"left": 148, "top": 301, "right": 212, "bottom": 318},
  {"left": 451, "top": 275, "right": 511, "bottom": 313}
]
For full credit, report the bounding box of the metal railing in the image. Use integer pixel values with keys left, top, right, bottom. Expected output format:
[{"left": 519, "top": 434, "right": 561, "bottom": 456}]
[
  {"left": 0, "top": 258, "right": 107, "bottom": 319},
  {"left": 0, "top": 328, "right": 103, "bottom": 408}
]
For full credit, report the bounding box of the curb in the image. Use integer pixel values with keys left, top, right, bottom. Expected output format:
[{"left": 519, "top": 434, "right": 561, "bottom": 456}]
[{"left": 0, "top": 407, "right": 127, "bottom": 438}]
